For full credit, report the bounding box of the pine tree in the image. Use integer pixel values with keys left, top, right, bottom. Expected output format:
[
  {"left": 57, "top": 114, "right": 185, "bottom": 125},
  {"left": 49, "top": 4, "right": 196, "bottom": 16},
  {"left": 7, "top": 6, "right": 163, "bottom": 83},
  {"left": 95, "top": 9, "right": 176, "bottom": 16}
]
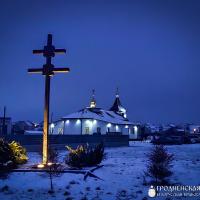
[{"left": 146, "top": 145, "right": 174, "bottom": 184}]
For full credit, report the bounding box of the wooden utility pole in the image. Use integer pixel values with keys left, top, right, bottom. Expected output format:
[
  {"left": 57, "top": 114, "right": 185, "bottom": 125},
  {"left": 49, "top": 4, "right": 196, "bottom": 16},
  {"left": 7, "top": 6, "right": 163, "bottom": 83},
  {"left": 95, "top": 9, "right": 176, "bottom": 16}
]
[{"left": 28, "top": 34, "right": 70, "bottom": 165}]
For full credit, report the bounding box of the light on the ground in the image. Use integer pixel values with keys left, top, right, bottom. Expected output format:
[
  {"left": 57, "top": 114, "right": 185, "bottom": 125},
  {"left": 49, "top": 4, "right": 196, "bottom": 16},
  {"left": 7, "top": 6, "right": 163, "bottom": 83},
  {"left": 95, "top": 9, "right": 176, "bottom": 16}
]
[
  {"left": 37, "top": 164, "right": 45, "bottom": 168},
  {"left": 47, "top": 162, "right": 53, "bottom": 166}
]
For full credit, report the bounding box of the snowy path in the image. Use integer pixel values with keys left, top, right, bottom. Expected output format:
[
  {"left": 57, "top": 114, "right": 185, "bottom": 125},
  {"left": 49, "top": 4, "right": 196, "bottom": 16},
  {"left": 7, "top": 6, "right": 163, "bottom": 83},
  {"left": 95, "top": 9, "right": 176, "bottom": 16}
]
[{"left": 0, "top": 142, "right": 200, "bottom": 200}]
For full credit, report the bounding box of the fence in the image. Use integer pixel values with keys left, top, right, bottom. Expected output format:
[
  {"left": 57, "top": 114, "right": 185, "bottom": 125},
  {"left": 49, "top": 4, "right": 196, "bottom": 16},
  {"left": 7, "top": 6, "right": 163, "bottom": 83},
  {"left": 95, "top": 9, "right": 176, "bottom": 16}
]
[{"left": 0, "top": 134, "right": 129, "bottom": 151}]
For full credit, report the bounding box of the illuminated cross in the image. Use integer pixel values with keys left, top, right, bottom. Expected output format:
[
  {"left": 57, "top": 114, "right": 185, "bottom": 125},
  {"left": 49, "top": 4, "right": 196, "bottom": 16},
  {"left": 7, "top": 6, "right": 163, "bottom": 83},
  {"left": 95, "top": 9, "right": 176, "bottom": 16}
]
[{"left": 28, "top": 34, "right": 70, "bottom": 165}]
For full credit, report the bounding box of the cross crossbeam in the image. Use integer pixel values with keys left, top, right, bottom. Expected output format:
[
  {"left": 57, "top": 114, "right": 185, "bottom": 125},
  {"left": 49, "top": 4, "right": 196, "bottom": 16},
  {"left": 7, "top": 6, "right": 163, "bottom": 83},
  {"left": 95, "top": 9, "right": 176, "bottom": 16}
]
[
  {"left": 33, "top": 48, "right": 66, "bottom": 55},
  {"left": 32, "top": 34, "right": 66, "bottom": 57},
  {"left": 28, "top": 67, "right": 69, "bottom": 75},
  {"left": 28, "top": 34, "right": 70, "bottom": 164}
]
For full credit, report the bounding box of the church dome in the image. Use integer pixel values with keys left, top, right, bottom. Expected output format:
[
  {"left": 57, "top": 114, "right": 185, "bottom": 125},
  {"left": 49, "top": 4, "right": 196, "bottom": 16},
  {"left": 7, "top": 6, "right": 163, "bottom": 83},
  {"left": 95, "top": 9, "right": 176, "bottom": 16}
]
[{"left": 109, "top": 89, "right": 127, "bottom": 118}]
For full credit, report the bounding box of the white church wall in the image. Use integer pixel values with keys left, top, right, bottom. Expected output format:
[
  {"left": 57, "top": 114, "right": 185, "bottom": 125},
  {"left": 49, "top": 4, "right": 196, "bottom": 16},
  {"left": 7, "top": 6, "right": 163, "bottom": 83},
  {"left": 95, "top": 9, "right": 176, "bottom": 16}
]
[
  {"left": 64, "top": 119, "right": 82, "bottom": 135},
  {"left": 52, "top": 121, "right": 64, "bottom": 135},
  {"left": 82, "top": 119, "right": 96, "bottom": 135},
  {"left": 96, "top": 120, "right": 107, "bottom": 135},
  {"left": 81, "top": 120, "right": 108, "bottom": 135},
  {"left": 120, "top": 125, "right": 129, "bottom": 135},
  {"left": 53, "top": 119, "right": 133, "bottom": 136},
  {"left": 129, "top": 125, "right": 140, "bottom": 139}
]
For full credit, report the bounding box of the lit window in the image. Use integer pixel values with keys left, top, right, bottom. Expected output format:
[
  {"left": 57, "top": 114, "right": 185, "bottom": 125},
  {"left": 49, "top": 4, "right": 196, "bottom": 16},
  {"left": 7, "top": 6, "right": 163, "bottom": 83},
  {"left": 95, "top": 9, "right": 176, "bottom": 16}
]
[
  {"left": 58, "top": 128, "right": 63, "bottom": 135},
  {"left": 97, "top": 127, "right": 101, "bottom": 133}
]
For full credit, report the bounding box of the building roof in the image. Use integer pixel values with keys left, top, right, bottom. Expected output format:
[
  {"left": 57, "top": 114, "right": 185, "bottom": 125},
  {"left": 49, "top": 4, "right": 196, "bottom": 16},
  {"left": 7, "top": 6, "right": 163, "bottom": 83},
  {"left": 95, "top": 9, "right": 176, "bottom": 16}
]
[
  {"left": 13, "top": 120, "right": 35, "bottom": 127},
  {"left": 110, "top": 96, "right": 126, "bottom": 113},
  {"left": 109, "top": 88, "right": 127, "bottom": 117},
  {"left": 62, "top": 107, "right": 133, "bottom": 125}
]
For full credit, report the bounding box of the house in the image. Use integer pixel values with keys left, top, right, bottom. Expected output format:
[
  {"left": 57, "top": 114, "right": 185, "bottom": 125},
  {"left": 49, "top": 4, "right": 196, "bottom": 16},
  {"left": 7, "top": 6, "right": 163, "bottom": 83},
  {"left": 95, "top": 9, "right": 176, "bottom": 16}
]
[
  {"left": 187, "top": 124, "right": 200, "bottom": 134},
  {"left": 13, "top": 121, "right": 36, "bottom": 134},
  {"left": 0, "top": 117, "right": 12, "bottom": 135},
  {"left": 53, "top": 90, "right": 140, "bottom": 139}
]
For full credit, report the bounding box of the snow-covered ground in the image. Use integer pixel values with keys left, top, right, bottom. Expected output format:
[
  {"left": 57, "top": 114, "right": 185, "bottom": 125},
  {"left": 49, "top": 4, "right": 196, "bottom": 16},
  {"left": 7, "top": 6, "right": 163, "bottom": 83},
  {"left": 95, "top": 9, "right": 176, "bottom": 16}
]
[{"left": 0, "top": 142, "right": 200, "bottom": 200}]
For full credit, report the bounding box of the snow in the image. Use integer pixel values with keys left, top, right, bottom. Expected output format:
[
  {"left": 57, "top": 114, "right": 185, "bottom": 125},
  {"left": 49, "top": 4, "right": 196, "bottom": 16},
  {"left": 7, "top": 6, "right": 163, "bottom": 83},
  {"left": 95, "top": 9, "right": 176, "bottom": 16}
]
[
  {"left": 0, "top": 142, "right": 200, "bottom": 200},
  {"left": 24, "top": 130, "right": 43, "bottom": 135},
  {"left": 62, "top": 107, "right": 134, "bottom": 125}
]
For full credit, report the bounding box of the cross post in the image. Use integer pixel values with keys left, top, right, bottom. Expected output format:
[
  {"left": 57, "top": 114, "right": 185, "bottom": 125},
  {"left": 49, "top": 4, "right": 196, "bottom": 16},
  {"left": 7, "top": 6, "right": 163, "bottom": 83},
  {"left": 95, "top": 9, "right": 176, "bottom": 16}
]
[{"left": 28, "top": 34, "right": 70, "bottom": 165}]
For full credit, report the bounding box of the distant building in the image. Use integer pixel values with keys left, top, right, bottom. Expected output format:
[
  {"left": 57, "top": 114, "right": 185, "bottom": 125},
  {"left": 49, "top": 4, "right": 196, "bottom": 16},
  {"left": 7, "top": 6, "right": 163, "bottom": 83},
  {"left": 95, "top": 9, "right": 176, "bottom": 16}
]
[
  {"left": 0, "top": 117, "right": 12, "bottom": 135},
  {"left": 13, "top": 121, "right": 36, "bottom": 134},
  {"left": 53, "top": 90, "right": 140, "bottom": 139},
  {"left": 187, "top": 124, "right": 200, "bottom": 134}
]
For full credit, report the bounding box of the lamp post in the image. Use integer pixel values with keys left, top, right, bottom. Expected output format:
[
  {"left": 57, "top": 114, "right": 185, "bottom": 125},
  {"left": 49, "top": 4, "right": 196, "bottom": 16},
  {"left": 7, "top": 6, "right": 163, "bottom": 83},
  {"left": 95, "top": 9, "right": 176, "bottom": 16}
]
[{"left": 28, "top": 34, "right": 70, "bottom": 165}]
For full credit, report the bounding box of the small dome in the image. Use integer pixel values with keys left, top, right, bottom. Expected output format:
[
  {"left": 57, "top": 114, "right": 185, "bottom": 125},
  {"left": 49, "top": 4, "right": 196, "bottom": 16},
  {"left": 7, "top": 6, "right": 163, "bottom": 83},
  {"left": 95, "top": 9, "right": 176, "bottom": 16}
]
[{"left": 89, "top": 89, "right": 96, "bottom": 108}]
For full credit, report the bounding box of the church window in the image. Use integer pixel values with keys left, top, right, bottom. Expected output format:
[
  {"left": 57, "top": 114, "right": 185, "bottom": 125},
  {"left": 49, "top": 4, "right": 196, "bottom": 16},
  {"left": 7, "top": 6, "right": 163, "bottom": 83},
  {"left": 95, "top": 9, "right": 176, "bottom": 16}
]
[
  {"left": 85, "top": 127, "right": 90, "bottom": 134},
  {"left": 58, "top": 128, "right": 63, "bottom": 135},
  {"left": 97, "top": 127, "right": 101, "bottom": 133}
]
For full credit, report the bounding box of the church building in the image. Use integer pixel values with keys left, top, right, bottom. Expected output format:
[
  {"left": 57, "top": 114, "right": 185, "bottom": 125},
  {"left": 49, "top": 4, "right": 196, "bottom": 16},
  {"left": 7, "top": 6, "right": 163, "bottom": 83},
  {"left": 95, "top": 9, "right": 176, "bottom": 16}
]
[{"left": 53, "top": 90, "right": 140, "bottom": 139}]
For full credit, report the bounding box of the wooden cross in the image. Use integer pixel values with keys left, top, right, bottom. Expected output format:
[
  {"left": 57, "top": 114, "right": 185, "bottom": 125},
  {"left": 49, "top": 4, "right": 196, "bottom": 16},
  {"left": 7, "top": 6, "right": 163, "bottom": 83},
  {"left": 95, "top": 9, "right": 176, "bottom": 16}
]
[{"left": 28, "top": 34, "right": 70, "bottom": 165}]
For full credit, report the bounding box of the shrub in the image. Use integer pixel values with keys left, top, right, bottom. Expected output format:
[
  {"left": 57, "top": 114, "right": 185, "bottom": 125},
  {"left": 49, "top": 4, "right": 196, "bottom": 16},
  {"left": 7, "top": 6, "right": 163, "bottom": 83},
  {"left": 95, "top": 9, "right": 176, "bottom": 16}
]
[
  {"left": 0, "top": 138, "right": 15, "bottom": 169},
  {"left": 146, "top": 145, "right": 174, "bottom": 184},
  {"left": 0, "top": 138, "right": 28, "bottom": 170},
  {"left": 66, "top": 143, "right": 104, "bottom": 168},
  {"left": 9, "top": 141, "right": 28, "bottom": 165}
]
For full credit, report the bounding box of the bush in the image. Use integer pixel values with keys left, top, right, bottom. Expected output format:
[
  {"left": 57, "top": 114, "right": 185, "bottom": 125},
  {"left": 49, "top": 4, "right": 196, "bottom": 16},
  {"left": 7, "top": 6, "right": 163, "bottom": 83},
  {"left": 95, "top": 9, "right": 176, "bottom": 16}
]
[
  {"left": 0, "top": 139, "right": 15, "bottom": 169},
  {"left": 0, "top": 138, "right": 28, "bottom": 170},
  {"left": 9, "top": 141, "right": 28, "bottom": 165},
  {"left": 146, "top": 145, "right": 174, "bottom": 184},
  {"left": 66, "top": 143, "right": 104, "bottom": 168}
]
